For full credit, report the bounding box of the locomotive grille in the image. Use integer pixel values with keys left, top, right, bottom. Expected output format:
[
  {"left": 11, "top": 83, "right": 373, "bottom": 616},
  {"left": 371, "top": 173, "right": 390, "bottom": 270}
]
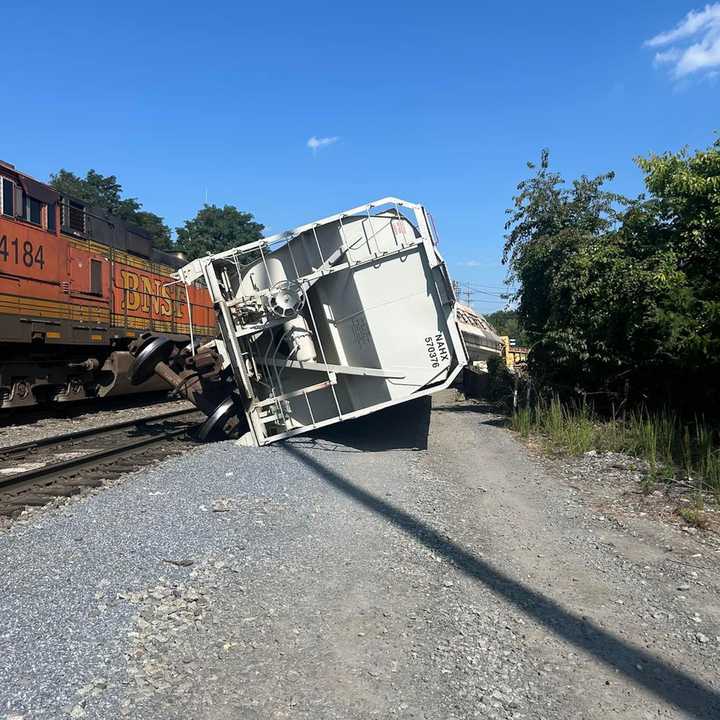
[{"left": 61, "top": 200, "right": 87, "bottom": 235}]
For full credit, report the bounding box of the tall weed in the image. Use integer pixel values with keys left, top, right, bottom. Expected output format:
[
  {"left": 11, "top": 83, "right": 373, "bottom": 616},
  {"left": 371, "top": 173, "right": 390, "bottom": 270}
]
[{"left": 511, "top": 399, "right": 720, "bottom": 496}]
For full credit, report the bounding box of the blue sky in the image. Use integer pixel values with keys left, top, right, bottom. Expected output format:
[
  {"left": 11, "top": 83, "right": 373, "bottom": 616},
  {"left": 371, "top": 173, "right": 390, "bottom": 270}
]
[{"left": 4, "top": 1, "right": 718, "bottom": 312}]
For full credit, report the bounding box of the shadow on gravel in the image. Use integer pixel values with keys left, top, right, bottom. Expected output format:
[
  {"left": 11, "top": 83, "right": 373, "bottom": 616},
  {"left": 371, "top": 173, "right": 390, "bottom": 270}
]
[
  {"left": 434, "top": 402, "right": 511, "bottom": 428},
  {"left": 285, "top": 444, "right": 720, "bottom": 720},
  {"left": 302, "top": 397, "right": 431, "bottom": 453},
  {"left": 433, "top": 401, "right": 501, "bottom": 415},
  {"left": 477, "top": 417, "right": 510, "bottom": 428}
]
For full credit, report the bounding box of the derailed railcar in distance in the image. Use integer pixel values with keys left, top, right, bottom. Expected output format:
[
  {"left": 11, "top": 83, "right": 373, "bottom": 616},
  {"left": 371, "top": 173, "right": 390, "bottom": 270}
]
[{"left": 456, "top": 302, "right": 504, "bottom": 365}]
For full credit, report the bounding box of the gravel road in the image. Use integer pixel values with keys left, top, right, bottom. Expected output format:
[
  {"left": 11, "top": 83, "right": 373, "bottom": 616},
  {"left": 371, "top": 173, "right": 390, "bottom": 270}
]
[{"left": 1, "top": 391, "right": 718, "bottom": 719}]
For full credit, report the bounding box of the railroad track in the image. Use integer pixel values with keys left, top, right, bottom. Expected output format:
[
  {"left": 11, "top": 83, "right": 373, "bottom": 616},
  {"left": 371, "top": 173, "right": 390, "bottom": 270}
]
[
  {"left": 0, "top": 392, "right": 182, "bottom": 429},
  {"left": 0, "top": 408, "right": 205, "bottom": 518}
]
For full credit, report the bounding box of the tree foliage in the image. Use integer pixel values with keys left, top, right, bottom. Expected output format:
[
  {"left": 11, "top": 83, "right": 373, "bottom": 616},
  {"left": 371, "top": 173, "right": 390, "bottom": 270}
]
[
  {"left": 485, "top": 309, "right": 528, "bottom": 346},
  {"left": 175, "top": 205, "right": 264, "bottom": 261},
  {"left": 503, "top": 139, "right": 720, "bottom": 413},
  {"left": 49, "top": 169, "right": 172, "bottom": 250}
]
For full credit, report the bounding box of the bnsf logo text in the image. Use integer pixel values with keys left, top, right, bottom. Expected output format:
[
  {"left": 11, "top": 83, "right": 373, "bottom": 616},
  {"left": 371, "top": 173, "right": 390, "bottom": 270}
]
[{"left": 119, "top": 270, "right": 182, "bottom": 317}]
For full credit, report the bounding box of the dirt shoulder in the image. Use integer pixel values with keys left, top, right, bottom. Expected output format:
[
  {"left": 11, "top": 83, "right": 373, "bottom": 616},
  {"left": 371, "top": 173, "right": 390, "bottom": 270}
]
[{"left": 428, "top": 394, "right": 719, "bottom": 719}]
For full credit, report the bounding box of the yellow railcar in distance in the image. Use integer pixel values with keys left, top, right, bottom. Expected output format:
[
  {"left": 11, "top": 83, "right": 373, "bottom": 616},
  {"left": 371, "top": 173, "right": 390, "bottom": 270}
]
[{"left": 501, "top": 336, "right": 529, "bottom": 368}]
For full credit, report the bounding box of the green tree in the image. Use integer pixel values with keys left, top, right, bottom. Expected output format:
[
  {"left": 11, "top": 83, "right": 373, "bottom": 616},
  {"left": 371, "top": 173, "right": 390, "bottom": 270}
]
[
  {"left": 503, "top": 150, "right": 629, "bottom": 391},
  {"left": 503, "top": 139, "right": 720, "bottom": 413},
  {"left": 485, "top": 309, "right": 528, "bottom": 345},
  {"left": 175, "top": 205, "right": 264, "bottom": 261},
  {"left": 49, "top": 169, "right": 172, "bottom": 249},
  {"left": 634, "top": 139, "right": 720, "bottom": 370}
]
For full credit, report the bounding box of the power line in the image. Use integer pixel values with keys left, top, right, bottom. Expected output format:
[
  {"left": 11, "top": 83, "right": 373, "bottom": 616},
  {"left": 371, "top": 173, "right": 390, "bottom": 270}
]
[
  {"left": 464, "top": 282, "right": 514, "bottom": 296},
  {"left": 452, "top": 279, "right": 513, "bottom": 311}
]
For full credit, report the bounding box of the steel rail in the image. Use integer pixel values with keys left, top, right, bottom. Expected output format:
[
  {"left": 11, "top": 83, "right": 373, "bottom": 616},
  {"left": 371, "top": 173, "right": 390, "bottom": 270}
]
[
  {"left": 0, "top": 424, "right": 195, "bottom": 495},
  {"left": 0, "top": 407, "right": 200, "bottom": 458}
]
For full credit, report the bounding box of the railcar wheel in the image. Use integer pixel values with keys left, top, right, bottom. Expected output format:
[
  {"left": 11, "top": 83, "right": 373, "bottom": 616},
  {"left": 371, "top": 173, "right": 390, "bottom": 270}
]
[
  {"left": 129, "top": 336, "right": 175, "bottom": 386},
  {"left": 197, "top": 396, "right": 238, "bottom": 441}
]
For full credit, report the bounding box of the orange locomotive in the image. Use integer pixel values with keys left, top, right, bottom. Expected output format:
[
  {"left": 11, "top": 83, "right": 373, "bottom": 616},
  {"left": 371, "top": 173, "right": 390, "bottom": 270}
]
[{"left": 0, "top": 159, "right": 215, "bottom": 409}]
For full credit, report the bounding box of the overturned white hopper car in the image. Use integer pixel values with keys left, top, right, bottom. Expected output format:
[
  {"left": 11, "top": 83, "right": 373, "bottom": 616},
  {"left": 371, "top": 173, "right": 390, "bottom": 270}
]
[{"left": 171, "top": 198, "right": 468, "bottom": 445}]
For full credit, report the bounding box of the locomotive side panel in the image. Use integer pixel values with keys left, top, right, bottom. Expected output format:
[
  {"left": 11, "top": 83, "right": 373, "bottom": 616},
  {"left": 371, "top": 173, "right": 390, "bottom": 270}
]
[
  {"left": 0, "top": 213, "right": 57, "bottom": 286},
  {"left": 0, "top": 202, "right": 71, "bottom": 345},
  {"left": 111, "top": 251, "right": 215, "bottom": 340},
  {"left": 0, "top": 170, "right": 114, "bottom": 406},
  {"left": 0, "top": 204, "right": 111, "bottom": 347},
  {"left": 64, "top": 236, "right": 112, "bottom": 343},
  {"left": 0, "top": 160, "right": 217, "bottom": 409}
]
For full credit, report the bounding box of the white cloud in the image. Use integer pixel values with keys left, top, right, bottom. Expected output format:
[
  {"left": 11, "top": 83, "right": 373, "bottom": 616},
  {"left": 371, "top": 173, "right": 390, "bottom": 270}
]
[
  {"left": 307, "top": 135, "right": 339, "bottom": 153},
  {"left": 645, "top": 4, "right": 720, "bottom": 78},
  {"left": 458, "top": 260, "right": 484, "bottom": 268}
]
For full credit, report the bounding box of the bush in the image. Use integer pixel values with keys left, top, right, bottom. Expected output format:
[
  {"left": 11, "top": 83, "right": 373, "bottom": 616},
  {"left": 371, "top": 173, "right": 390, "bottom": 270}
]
[
  {"left": 503, "top": 138, "right": 720, "bottom": 416},
  {"left": 485, "top": 356, "right": 517, "bottom": 409}
]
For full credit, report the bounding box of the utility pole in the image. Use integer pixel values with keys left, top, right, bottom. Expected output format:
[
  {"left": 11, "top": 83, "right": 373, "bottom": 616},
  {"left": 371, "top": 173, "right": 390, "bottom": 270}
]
[{"left": 451, "top": 280, "right": 474, "bottom": 307}]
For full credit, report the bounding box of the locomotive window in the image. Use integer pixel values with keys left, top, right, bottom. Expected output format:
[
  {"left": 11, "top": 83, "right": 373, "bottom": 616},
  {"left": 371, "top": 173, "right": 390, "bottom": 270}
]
[
  {"left": 26, "top": 196, "right": 42, "bottom": 225},
  {"left": 90, "top": 259, "right": 102, "bottom": 295},
  {"left": 1, "top": 178, "right": 13, "bottom": 217}
]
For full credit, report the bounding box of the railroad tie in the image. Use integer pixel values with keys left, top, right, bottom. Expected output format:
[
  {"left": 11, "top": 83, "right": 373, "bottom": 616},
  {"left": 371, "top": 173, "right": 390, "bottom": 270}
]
[
  {"left": 64, "top": 477, "right": 105, "bottom": 487},
  {"left": 5, "top": 494, "right": 58, "bottom": 507}
]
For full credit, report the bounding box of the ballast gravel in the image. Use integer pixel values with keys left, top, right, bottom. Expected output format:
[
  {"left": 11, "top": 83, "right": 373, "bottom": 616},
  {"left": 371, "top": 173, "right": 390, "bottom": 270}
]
[
  {"left": 0, "top": 398, "right": 191, "bottom": 450},
  {"left": 1, "top": 392, "right": 718, "bottom": 719}
]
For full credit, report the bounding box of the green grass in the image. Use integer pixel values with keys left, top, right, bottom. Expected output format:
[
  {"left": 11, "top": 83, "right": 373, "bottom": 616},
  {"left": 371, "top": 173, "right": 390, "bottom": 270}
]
[
  {"left": 511, "top": 397, "right": 720, "bottom": 497},
  {"left": 510, "top": 396, "right": 596, "bottom": 454},
  {"left": 677, "top": 493, "right": 709, "bottom": 529},
  {"left": 512, "top": 407, "right": 532, "bottom": 438}
]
